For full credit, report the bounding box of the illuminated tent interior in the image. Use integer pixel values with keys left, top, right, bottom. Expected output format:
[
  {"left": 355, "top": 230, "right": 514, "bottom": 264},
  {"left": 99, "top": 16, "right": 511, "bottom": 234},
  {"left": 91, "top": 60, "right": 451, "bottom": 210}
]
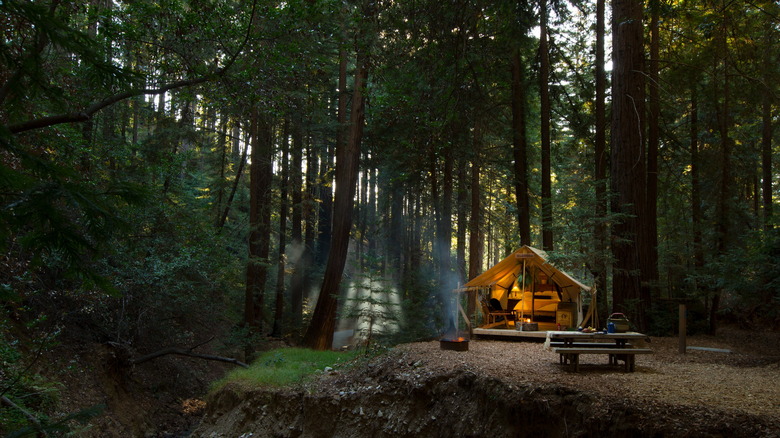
[{"left": 458, "top": 246, "right": 592, "bottom": 330}]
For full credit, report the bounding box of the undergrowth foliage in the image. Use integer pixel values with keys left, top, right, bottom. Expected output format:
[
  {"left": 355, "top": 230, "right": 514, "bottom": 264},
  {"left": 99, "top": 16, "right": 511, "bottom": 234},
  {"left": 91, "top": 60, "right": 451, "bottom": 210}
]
[{"left": 213, "top": 348, "right": 357, "bottom": 391}]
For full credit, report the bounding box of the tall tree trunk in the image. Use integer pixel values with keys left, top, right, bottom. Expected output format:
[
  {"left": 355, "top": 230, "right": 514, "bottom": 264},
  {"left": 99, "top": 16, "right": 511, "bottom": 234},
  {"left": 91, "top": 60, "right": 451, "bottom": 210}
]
[
  {"left": 289, "top": 120, "right": 306, "bottom": 328},
  {"left": 645, "top": 0, "right": 660, "bottom": 300},
  {"left": 271, "top": 120, "right": 290, "bottom": 338},
  {"left": 409, "top": 189, "right": 422, "bottom": 286},
  {"left": 456, "top": 158, "right": 468, "bottom": 283},
  {"left": 302, "top": 51, "right": 369, "bottom": 350},
  {"left": 215, "top": 116, "right": 229, "bottom": 226},
  {"left": 303, "top": 138, "right": 318, "bottom": 308},
  {"left": 690, "top": 85, "right": 704, "bottom": 277},
  {"left": 539, "top": 0, "right": 553, "bottom": 251},
  {"left": 232, "top": 121, "right": 241, "bottom": 159},
  {"left": 511, "top": 50, "right": 531, "bottom": 247},
  {"left": 316, "top": 141, "right": 334, "bottom": 267},
  {"left": 430, "top": 145, "right": 441, "bottom": 279},
  {"left": 367, "top": 165, "right": 377, "bottom": 257},
  {"left": 441, "top": 145, "right": 454, "bottom": 287},
  {"left": 711, "top": 13, "right": 732, "bottom": 335},
  {"left": 245, "top": 110, "right": 274, "bottom": 341},
  {"left": 593, "top": 0, "right": 609, "bottom": 320},
  {"left": 468, "top": 159, "right": 482, "bottom": 319},
  {"left": 610, "top": 0, "right": 648, "bottom": 331},
  {"left": 217, "top": 130, "right": 249, "bottom": 230},
  {"left": 762, "top": 71, "right": 773, "bottom": 229},
  {"left": 357, "top": 149, "right": 368, "bottom": 267}
]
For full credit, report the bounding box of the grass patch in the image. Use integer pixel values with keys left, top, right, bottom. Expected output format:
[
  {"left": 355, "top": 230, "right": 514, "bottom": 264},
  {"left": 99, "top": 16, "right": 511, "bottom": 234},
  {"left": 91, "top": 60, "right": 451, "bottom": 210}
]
[{"left": 213, "top": 348, "right": 358, "bottom": 391}]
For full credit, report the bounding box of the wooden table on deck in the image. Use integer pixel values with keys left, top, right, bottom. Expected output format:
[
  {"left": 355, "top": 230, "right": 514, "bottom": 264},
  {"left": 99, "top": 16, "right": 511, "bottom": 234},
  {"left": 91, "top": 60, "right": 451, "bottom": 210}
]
[{"left": 544, "top": 331, "right": 652, "bottom": 372}]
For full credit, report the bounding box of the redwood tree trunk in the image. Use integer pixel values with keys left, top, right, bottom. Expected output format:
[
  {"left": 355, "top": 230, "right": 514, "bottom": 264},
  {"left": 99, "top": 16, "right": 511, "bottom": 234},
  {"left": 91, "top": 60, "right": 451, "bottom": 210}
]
[
  {"left": 468, "top": 159, "right": 482, "bottom": 318},
  {"left": 441, "top": 146, "right": 454, "bottom": 285},
  {"left": 593, "top": 0, "right": 608, "bottom": 320},
  {"left": 610, "top": 0, "right": 649, "bottom": 331},
  {"left": 711, "top": 15, "right": 732, "bottom": 335},
  {"left": 456, "top": 157, "right": 468, "bottom": 282},
  {"left": 245, "top": 110, "right": 274, "bottom": 337},
  {"left": 511, "top": 50, "right": 531, "bottom": 247},
  {"left": 289, "top": 119, "right": 305, "bottom": 328},
  {"left": 539, "top": 0, "right": 553, "bottom": 251},
  {"left": 762, "top": 73, "right": 773, "bottom": 229},
  {"left": 316, "top": 141, "right": 334, "bottom": 267},
  {"left": 645, "top": 0, "right": 660, "bottom": 301},
  {"left": 271, "top": 120, "right": 290, "bottom": 338},
  {"left": 690, "top": 86, "right": 704, "bottom": 275},
  {"left": 302, "top": 52, "right": 368, "bottom": 350}
]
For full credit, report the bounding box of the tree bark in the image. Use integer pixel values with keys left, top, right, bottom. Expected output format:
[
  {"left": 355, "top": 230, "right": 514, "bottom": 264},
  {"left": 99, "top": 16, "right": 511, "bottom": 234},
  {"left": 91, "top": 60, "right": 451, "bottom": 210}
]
[
  {"left": 511, "top": 50, "right": 531, "bottom": 247},
  {"left": 316, "top": 142, "right": 334, "bottom": 267},
  {"left": 610, "top": 0, "right": 648, "bottom": 331},
  {"left": 539, "top": 0, "right": 553, "bottom": 251},
  {"left": 593, "top": 0, "right": 609, "bottom": 321},
  {"left": 217, "top": 130, "right": 249, "bottom": 230},
  {"left": 289, "top": 119, "right": 306, "bottom": 328},
  {"left": 761, "top": 68, "right": 773, "bottom": 229},
  {"left": 271, "top": 120, "right": 290, "bottom": 338},
  {"left": 711, "top": 11, "right": 732, "bottom": 335},
  {"left": 468, "top": 159, "right": 482, "bottom": 318},
  {"left": 690, "top": 85, "right": 704, "bottom": 274},
  {"left": 389, "top": 185, "right": 404, "bottom": 278},
  {"left": 441, "top": 145, "right": 454, "bottom": 287},
  {"left": 244, "top": 110, "right": 274, "bottom": 336},
  {"left": 645, "top": 0, "right": 660, "bottom": 300},
  {"left": 302, "top": 51, "right": 368, "bottom": 350}
]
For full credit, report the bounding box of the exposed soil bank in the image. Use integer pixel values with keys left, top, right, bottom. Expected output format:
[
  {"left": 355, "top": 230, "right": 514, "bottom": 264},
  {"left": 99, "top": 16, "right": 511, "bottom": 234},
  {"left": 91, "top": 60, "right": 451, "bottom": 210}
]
[{"left": 192, "top": 344, "right": 779, "bottom": 438}]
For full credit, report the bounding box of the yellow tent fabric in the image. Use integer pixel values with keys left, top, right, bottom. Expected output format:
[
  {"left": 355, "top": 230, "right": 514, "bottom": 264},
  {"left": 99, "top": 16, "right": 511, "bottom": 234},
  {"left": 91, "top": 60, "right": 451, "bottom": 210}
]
[{"left": 458, "top": 245, "right": 590, "bottom": 306}]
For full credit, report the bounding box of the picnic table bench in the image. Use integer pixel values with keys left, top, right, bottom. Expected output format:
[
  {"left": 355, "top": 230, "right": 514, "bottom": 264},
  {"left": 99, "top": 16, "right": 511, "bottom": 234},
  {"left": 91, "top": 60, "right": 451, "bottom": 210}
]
[{"left": 545, "top": 331, "right": 652, "bottom": 372}]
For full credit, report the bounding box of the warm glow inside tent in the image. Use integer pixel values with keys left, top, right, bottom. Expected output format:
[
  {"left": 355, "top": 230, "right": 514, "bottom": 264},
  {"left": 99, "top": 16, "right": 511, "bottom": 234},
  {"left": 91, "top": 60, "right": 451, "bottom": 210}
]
[{"left": 457, "top": 246, "right": 591, "bottom": 329}]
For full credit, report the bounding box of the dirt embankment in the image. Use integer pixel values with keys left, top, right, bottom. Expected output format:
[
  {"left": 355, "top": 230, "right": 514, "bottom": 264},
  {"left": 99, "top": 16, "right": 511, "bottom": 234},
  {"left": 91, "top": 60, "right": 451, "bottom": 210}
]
[{"left": 192, "top": 331, "right": 780, "bottom": 438}]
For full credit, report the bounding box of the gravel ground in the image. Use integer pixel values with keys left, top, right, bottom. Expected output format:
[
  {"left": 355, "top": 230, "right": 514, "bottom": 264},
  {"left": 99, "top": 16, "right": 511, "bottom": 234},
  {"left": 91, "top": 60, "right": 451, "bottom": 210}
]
[
  {"left": 393, "top": 328, "right": 780, "bottom": 421},
  {"left": 193, "top": 327, "right": 780, "bottom": 437}
]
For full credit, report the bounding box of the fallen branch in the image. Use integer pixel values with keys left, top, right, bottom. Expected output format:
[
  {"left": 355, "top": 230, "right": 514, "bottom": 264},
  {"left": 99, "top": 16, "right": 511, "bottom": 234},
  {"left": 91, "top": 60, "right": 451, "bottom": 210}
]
[
  {"left": 131, "top": 348, "right": 249, "bottom": 368},
  {"left": 1, "top": 395, "right": 49, "bottom": 437}
]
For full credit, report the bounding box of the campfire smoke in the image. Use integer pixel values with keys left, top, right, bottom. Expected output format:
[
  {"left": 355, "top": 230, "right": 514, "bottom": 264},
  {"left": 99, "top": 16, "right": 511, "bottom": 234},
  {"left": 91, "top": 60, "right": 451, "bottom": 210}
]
[
  {"left": 438, "top": 256, "right": 469, "bottom": 351},
  {"left": 440, "top": 296, "right": 469, "bottom": 351}
]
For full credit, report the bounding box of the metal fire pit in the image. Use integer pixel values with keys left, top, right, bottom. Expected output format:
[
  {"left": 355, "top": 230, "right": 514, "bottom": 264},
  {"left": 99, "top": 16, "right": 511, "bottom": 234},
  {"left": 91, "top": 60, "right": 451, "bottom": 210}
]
[
  {"left": 521, "top": 322, "right": 539, "bottom": 331},
  {"left": 440, "top": 338, "right": 469, "bottom": 352}
]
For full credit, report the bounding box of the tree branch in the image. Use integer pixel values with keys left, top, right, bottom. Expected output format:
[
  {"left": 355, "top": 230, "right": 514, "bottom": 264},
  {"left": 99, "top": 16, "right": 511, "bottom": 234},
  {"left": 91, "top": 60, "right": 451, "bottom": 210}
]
[
  {"left": 130, "top": 347, "right": 249, "bottom": 368},
  {"left": 7, "top": 0, "right": 259, "bottom": 135},
  {"left": 1, "top": 395, "right": 49, "bottom": 437},
  {"left": 9, "top": 76, "right": 210, "bottom": 134}
]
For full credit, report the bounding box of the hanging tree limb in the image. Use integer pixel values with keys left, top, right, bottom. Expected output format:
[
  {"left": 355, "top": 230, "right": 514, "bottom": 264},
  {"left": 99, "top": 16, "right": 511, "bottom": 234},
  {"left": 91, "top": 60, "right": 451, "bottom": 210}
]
[
  {"left": 128, "top": 337, "right": 249, "bottom": 368},
  {"left": 130, "top": 348, "right": 249, "bottom": 368},
  {"left": 7, "top": 0, "right": 259, "bottom": 135},
  {"left": 1, "top": 395, "right": 49, "bottom": 437}
]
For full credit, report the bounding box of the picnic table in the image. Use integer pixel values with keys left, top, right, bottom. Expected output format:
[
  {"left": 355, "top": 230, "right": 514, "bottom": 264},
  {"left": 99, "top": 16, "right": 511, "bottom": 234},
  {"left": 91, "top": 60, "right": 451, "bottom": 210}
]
[{"left": 544, "top": 331, "right": 652, "bottom": 372}]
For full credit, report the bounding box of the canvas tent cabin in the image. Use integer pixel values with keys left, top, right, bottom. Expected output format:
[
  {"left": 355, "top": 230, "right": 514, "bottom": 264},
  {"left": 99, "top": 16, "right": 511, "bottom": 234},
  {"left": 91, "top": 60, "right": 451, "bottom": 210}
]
[{"left": 457, "top": 246, "right": 591, "bottom": 333}]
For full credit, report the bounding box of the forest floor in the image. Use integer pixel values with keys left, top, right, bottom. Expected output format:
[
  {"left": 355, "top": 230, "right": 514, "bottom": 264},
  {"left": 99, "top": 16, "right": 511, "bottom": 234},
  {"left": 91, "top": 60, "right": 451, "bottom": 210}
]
[
  {"left": 193, "top": 326, "right": 780, "bottom": 437},
  {"left": 25, "top": 326, "right": 780, "bottom": 436}
]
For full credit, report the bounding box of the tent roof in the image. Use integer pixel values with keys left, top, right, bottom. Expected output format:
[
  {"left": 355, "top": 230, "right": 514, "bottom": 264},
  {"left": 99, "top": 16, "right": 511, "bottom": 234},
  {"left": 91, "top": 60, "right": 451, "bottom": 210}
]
[{"left": 459, "top": 246, "right": 591, "bottom": 294}]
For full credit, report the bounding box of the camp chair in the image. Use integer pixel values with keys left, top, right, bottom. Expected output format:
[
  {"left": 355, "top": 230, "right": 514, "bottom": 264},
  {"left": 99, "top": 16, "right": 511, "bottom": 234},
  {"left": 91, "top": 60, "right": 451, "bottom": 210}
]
[{"left": 480, "top": 297, "right": 516, "bottom": 328}]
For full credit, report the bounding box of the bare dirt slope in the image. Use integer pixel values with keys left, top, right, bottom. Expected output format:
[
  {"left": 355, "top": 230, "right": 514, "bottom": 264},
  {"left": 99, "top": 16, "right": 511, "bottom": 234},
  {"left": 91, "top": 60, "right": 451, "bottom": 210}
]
[{"left": 193, "top": 328, "right": 780, "bottom": 438}]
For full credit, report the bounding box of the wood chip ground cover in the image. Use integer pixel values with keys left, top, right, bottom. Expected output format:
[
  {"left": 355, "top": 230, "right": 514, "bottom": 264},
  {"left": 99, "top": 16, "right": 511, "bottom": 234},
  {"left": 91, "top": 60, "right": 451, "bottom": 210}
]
[{"left": 194, "top": 328, "right": 780, "bottom": 437}]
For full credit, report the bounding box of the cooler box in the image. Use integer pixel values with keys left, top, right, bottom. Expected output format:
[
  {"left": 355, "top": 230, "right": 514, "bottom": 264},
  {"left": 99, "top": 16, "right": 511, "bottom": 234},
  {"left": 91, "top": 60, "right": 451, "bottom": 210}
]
[{"left": 556, "top": 302, "right": 577, "bottom": 329}]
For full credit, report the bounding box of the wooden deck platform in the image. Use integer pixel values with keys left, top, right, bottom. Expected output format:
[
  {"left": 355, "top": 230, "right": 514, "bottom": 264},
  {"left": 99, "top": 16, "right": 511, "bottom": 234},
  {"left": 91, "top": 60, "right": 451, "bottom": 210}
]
[{"left": 473, "top": 322, "right": 557, "bottom": 340}]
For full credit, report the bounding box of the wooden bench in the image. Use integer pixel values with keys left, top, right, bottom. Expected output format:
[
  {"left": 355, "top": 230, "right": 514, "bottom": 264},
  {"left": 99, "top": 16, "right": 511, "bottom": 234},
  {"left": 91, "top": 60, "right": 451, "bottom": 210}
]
[
  {"left": 553, "top": 347, "right": 653, "bottom": 372},
  {"left": 549, "top": 342, "right": 634, "bottom": 349}
]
